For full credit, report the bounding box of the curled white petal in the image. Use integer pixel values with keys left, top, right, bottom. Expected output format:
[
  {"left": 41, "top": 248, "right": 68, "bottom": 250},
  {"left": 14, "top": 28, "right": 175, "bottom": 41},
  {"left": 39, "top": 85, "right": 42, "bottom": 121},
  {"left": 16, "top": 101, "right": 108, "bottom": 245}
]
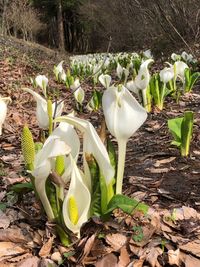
[
  {"left": 99, "top": 74, "right": 112, "bottom": 89},
  {"left": 135, "top": 59, "right": 153, "bottom": 90},
  {"left": 33, "top": 136, "right": 71, "bottom": 220},
  {"left": 55, "top": 116, "right": 114, "bottom": 188},
  {"left": 160, "top": 67, "right": 174, "bottom": 84},
  {"left": 62, "top": 155, "right": 91, "bottom": 235},
  {"left": 102, "top": 85, "right": 147, "bottom": 142},
  {"left": 23, "top": 88, "right": 64, "bottom": 129}
]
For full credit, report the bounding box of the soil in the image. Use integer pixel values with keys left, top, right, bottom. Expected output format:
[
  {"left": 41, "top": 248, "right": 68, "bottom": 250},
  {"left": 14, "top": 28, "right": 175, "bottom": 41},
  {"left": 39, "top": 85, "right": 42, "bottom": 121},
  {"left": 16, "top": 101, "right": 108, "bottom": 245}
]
[{"left": 0, "top": 35, "right": 200, "bottom": 266}]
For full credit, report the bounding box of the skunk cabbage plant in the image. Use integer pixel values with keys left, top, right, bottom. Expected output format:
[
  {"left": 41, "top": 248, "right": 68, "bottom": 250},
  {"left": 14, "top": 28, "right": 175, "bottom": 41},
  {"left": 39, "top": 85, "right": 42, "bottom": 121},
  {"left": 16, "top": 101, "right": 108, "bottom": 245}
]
[
  {"left": 35, "top": 75, "right": 48, "bottom": 98},
  {"left": 102, "top": 85, "right": 147, "bottom": 194},
  {"left": 62, "top": 155, "right": 91, "bottom": 236},
  {"left": 168, "top": 111, "right": 194, "bottom": 157},
  {"left": 132, "top": 59, "right": 153, "bottom": 112},
  {"left": 32, "top": 134, "right": 71, "bottom": 220}
]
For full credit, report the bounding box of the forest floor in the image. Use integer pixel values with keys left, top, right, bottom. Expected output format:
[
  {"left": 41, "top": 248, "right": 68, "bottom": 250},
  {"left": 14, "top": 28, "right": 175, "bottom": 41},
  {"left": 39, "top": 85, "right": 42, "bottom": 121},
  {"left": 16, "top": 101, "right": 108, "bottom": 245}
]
[{"left": 0, "top": 35, "right": 200, "bottom": 267}]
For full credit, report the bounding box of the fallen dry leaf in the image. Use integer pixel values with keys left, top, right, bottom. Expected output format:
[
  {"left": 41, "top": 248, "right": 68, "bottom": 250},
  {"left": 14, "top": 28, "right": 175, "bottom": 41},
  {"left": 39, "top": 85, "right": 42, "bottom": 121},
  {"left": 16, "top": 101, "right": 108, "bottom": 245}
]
[
  {"left": 0, "top": 211, "right": 10, "bottom": 229},
  {"left": 81, "top": 234, "right": 97, "bottom": 263},
  {"left": 95, "top": 253, "right": 118, "bottom": 267},
  {"left": 128, "top": 258, "right": 145, "bottom": 267},
  {"left": 16, "top": 256, "right": 40, "bottom": 267},
  {"left": 39, "top": 236, "right": 54, "bottom": 257},
  {"left": 154, "top": 157, "right": 176, "bottom": 167},
  {"left": 51, "top": 251, "right": 62, "bottom": 264},
  {"left": 118, "top": 245, "right": 130, "bottom": 267},
  {"left": 168, "top": 248, "right": 180, "bottom": 266},
  {"left": 106, "top": 233, "right": 127, "bottom": 251},
  {"left": 179, "top": 240, "right": 200, "bottom": 257},
  {"left": 146, "top": 247, "right": 163, "bottom": 267},
  {"left": 180, "top": 251, "right": 200, "bottom": 267},
  {"left": 0, "top": 228, "right": 32, "bottom": 243},
  {"left": 0, "top": 242, "right": 26, "bottom": 258}
]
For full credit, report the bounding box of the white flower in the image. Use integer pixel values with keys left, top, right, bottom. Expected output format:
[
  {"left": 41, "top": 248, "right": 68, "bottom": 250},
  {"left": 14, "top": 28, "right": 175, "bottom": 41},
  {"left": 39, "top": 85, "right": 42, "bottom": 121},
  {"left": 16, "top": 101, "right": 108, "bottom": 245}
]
[
  {"left": 54, "top": 61, "right": 64, "bottom": 80},
  {"left": 0, "top": 97, "right": 11, "bottom": 135},
  {"left": 32, "top": 135, "right": 71, "bottom": 220},
  {"left": 74, "top": 87, "right": 85, "bottom": 105},
  {"left": 62, "top": 155, "right": 91, "bottom": 236},
  {"left": 171, "top": 53, "right": 181, "bottom": 61},
  {"left": 135, "top": 59, "right": 154, "bottom": 90},
  {"left": 35, "top": 75, "right": 48, "bottom": 98},
  {"left": 70, "top": 78, "right": 80, "bottom": 91},
  {"left": 23, "top": 88, "right": 64, "bottom": 129},
  {"left": 99, "top": 74, "right": 112, "bottom": 89},
  {"left": 143, "top": 49, "right": 153, "bottom": 59},
  {"left": 102, "top": 85, "right": 147, "bottom": 194},
  {"left": 55, "top": 115, "right": 114, "bottom": 191},
  {"left": 160, "top": 67, "right": 174, "bottom": 84}
]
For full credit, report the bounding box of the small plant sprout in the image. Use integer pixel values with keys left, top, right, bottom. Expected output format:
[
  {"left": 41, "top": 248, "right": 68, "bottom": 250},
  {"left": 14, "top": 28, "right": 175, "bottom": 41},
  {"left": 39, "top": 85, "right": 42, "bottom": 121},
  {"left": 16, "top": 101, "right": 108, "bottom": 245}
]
[
  {"left": 168, "top": 111, "right": 194, "bottom": 157},
  {"left": 184, "top": 68, "right": 200, "bottom": 93},
  {"left": 54, "top": 61, "right": 65, "bottom": 81},
  {"left": 150, "top": 67, "right": 174, "bottom": 110},
  {"left": 0, "top": 96, "right": 11, "bottom": 135},
  {"left": 102, "top": 85, "right": 147, "bottom": 194}
]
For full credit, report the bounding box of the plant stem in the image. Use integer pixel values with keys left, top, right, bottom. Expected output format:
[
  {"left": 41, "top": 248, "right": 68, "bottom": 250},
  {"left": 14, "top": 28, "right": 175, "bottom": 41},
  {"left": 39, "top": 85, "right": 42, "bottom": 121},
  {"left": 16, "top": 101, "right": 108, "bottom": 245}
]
[{"left": 116, "top": 140, "right": 127, "bottom": 194}]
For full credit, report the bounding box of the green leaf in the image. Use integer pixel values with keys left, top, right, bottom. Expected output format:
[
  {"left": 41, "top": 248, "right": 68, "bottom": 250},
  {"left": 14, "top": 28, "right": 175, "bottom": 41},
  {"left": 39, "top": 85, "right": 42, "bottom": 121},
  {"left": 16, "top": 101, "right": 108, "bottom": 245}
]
[
  {"left": 150, "top": 73, "right": 160, "bottom": 106},
  {"left": 105, "top": 194, "right": 148, "bottom": 215},
  {"left": 86, "top": 154, "right": 102, "bottom": 216},
  {"left": 0, "top": 203, "right": 7, "bottom": 211},
  {"left": 107, "top": 139, "right": 117, "bottom": 179},
  {"left": 189, "top": 72, "right": 200, "bottom": 90},
  {"left": 46, "top": 179, "right": 60, "bottom": 222},
  {"left": 181, "top": 111, "right": 194, "bottom": 156},
  {"left": 132, "top": 225, "right": 144, "bottom": 242},
  {"left": 10, "top": 182, "right": 33, "bottom": 193},
  {"left": 170, "top": 140, "right": 181, "bottom": 147},
  {"left": 168, "top": 117, "right": 183, "bottom": 142}
]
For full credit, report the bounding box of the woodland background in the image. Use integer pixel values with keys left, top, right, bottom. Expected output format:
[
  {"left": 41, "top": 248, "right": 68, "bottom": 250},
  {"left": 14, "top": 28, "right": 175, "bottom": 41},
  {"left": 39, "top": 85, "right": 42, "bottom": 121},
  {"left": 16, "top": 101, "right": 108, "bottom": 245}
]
[{"left": 0, "top": 0, "right": 200, "bottom": 55}]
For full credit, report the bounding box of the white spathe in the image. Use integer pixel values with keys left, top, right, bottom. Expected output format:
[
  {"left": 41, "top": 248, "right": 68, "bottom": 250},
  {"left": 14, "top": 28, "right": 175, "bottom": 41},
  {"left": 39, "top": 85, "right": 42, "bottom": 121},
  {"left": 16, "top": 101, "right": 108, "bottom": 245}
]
[
  {"left": 35, "top": 75, "right": 48, "bottom": 98},
  {"left": 174, "top": 61, "right": 189, "bottom": 80},
  {"left": 102, "top": 85, "right": 147, "bottom": 194},
  {"left": 99, "top": 74, "right": 112, "bottom": 89},
  {"left": 160, "top": 67, "right": 174, "bottom": 84},
  {"left": 74, "top": 87, "right": 85, "bottom": 105},
  {"left": 62, "top": 155, "right": 91, "bottom": 235},
  {"left": 49, "top": 121, "right": 80, "bottom": 183},
  {"left": 70, "top": 78, "right": 80, "bottom": 92},
  {"left": 102, "top": 85, "right": 147, "bottom": 141},
  {"left": 135, "top": 59, "right": 154, "bottom": 90},
  {"left": 23, "top": 88, "right": 64, "bottom": 129},
  {"left": 54, "top": 61, "right": 64, "bottom": 79},
  {"left": 32, "top": 135, "right": 71, "bottom": 220},
  {"left": 55, "top": 115, "right": 114, "bottom": 190},
  {"left": 0, "top": 97, "right": 11, "bottom": 135}
]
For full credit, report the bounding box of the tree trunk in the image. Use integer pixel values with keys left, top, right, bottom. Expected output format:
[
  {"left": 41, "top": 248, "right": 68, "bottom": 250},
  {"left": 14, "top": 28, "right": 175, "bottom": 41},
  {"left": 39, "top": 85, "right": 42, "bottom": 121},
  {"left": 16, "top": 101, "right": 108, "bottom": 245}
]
[
  {"left": 1, "top": 0, "right": 9, "bottom": 35},
  {"left": 57, "top": 0, "right": 65, "bottom": 51}
]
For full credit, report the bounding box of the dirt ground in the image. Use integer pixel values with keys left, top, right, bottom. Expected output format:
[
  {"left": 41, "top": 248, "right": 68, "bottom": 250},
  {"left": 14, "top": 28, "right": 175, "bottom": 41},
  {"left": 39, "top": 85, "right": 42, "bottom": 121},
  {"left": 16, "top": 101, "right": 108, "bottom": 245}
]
[{"left": 0, "top": 36, "right": 200, "bottom": 266}]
